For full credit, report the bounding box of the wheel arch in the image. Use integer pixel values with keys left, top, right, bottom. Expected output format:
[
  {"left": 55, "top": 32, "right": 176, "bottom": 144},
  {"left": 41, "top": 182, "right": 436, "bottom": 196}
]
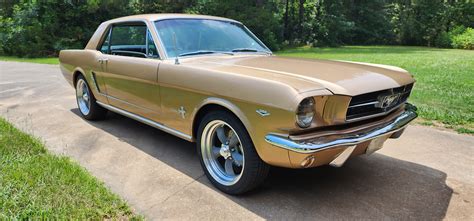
[
  {"left": 72, "top": 67, "right": 86, "bottom": 86},
  {"left": 191, "top": 98, "right": 254, "bottom": 142},
  {"left": 72, "top": 67, "right": 101, "bottom": 97}
]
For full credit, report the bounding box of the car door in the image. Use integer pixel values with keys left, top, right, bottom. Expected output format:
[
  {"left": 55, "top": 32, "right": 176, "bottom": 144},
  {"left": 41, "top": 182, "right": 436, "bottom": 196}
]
[{"left": 98, "top": 22, "right": 161, "bottom": 120}]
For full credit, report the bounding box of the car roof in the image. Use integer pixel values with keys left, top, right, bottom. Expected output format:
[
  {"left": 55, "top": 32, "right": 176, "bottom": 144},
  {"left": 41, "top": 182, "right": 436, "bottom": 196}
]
[{"left": 106, "top": 13, "right": 240, "bottom": 24}]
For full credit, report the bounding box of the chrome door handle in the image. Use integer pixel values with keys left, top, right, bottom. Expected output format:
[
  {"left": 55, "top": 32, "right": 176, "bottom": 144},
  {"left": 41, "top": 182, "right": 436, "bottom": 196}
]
[{"left": 98, "top": 58, "right": 108, "bottom": 64}]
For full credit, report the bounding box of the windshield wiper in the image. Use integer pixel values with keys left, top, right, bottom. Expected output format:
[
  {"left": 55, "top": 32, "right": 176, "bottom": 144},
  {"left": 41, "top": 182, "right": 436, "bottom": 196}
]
[
  {"left": 231, "top": 48, "right": 272, "bottom": 54},
  {"left": 232, "top": 48, "right": 258, "bottom": 52},
  {"left": 178, "top": 50, "right": 233, "bottom": 57}
]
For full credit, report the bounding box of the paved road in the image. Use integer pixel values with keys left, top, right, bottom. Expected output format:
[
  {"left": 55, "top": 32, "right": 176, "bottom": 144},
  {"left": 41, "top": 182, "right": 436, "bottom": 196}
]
[{"left": 1, "top": 61, "right": 473, "bottom": 220}]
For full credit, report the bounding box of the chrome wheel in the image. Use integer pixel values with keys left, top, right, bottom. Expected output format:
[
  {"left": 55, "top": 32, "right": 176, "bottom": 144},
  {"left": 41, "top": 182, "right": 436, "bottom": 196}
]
[
  {"left": 201, "top": 120, "right": 245, "bottom": 186},
  {"left": 76, "top": 79, "right": 91, "bottom": 116}
]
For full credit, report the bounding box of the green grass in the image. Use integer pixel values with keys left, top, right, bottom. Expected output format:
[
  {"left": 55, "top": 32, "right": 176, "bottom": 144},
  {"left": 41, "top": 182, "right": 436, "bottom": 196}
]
[
  {"left": 456, "top": 127, "right": 474, "bottom": 134},
  {"left": 278, "top": 46, "right": 474, "bottom": 132},
  {"left": 0, "top": 56, "right": 59, "bottom": 64},
  {"left": 0, "top": 118, "right": 142, "bottom": 219}
]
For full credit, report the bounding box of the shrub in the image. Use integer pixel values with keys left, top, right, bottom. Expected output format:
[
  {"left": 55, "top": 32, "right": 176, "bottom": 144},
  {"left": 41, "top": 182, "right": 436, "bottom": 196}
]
[
  {"left": 434, "top": 31, "right": 452, "bottom": 48},
  {"left": 449, "top": 25, "right": 467, "bottom": 37},
  {"left": 434, "top": 26, "right": 473, "bottom": 49},
  {"left": 451, "top": 28, "right": 474, "bottom": 50}
]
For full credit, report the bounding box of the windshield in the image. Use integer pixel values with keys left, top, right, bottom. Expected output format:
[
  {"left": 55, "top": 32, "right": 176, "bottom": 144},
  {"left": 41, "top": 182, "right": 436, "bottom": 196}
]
[{"left": 154, "top": 19, "right": 270, "bottom": 58}]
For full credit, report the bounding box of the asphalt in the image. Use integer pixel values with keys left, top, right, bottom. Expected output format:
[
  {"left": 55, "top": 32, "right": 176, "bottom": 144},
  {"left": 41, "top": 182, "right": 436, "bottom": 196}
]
[{"left": 0, "top": 61, "right": 473, "bottom": 220}]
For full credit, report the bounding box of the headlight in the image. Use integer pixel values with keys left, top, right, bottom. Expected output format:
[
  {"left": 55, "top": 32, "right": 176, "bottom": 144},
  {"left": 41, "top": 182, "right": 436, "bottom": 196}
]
[{"left": 296, "top": 97, "right": 315, "bottom": 128}]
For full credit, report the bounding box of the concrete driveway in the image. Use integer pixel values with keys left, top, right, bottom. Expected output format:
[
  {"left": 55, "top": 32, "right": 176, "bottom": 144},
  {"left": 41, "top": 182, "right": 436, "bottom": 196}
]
[{"left": 1, "top": 61, "right": 473, "bottom": 220}]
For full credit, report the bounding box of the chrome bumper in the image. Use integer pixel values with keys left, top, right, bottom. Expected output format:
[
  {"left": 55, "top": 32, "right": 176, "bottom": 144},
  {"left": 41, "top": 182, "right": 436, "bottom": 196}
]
[{"left": 265, "top": 104, "right": 418, "bottom": 154}]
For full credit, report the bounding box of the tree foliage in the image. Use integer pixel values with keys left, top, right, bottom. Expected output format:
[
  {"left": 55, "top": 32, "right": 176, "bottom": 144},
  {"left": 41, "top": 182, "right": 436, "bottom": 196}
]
[{"left": 0, "top": 0, "right": 473, "bottom": 57}]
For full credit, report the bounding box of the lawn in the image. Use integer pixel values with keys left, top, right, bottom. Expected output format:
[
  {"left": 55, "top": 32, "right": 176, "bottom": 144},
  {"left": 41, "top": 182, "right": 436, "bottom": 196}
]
[
  {"left": 0, "top": 56, "right": 59, "bottom": 64},
  {"left": 278, "top": 46, "right": 474, "bottom": 133},
  {"left": 0, "top": 118, "right": 141, "bottom": 219}
]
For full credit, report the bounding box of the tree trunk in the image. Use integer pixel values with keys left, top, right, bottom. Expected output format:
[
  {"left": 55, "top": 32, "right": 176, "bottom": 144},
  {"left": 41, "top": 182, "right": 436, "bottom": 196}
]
[
  {"left": 298, "top": 0, "right": 305, "bottom": 40},
  {"left": 284, "top": 0, "right": 290, "bottom": 40},
  {"left": 289, "top": 0, "right": 295, "bottom": 41}
]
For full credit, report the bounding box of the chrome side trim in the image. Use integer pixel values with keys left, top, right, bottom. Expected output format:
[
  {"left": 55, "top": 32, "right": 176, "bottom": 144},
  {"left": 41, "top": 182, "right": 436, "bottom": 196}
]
[
  {"left": 265, "top": 104, "right": 417, "bottom": 154},
  {"left": 90, "top": 72, "right": 101, "bottom": 92},
  {"left": 329, "top": 145, "right": 356, "bottom": 167},
  {"left": 88, "top": 72, "right": 107, "bottom": 98},
  {"left": 96, "top": 101, "right": 193, "bottom": 141}
]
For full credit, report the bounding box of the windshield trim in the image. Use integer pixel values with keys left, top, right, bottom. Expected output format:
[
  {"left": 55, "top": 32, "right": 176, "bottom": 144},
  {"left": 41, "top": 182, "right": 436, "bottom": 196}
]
[
  {"left": 179, "top": 50, "right": 235, "bottom": 57},
  {"left": 154, "top": 17, "right": 242, "bottom": 25},
  {"left": 154, "top": 18, "right": 272, "bottom": 60}
]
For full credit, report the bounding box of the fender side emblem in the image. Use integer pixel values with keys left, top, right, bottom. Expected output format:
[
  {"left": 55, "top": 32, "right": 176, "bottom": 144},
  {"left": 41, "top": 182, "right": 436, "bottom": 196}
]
[
  {"left": 178, "top": 106, "right": 186, "bottom": 119},
  {"left": 256, "top": 109, "right": 270, "bottom": 117}
]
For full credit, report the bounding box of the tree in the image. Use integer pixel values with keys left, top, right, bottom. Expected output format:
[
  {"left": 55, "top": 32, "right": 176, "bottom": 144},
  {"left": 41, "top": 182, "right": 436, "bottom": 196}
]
[
  {"left": 1, "top": 0, "right": 473, "bottom": 57},
  {"left": 190, "top": 0, "right": 282, "bottom": 49},
  {"left": 343, "top": 0, "right": 395, "bottom": 45}
]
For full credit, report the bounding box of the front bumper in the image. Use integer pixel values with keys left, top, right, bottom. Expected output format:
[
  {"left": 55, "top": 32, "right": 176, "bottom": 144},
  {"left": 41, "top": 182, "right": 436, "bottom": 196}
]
[{"left": 265, "top": 103, "right": 417, "bottom": 167}]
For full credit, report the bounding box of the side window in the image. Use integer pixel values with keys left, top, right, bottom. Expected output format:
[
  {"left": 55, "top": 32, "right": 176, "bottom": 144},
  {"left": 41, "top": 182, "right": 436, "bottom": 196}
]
[
  {"left": 99, "top": 29, "right": 111, "bottom": 54},
  {"left": 147, "top": 31, "right": 159, "bottom": 58},
  {"left": 110, "top": 24, "right": 147, "bottom": 58}
]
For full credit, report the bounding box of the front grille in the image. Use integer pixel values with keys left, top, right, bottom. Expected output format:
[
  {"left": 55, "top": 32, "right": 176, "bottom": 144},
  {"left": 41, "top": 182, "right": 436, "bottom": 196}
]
[{"left": 346, "top": 83, "right": 413, "bottom": 121}]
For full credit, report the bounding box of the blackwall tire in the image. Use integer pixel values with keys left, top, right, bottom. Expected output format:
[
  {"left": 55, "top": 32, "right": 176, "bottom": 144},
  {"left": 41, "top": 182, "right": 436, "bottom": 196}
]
[{"left": 197, "top": 110, "right": 270, "bottom": 195}]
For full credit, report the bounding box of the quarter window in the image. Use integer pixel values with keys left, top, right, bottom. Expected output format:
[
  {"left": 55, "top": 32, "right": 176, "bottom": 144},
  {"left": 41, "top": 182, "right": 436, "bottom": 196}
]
[
  {"left": 147, "top": 31, "right": 159, "bottom": 58},
  {"left": 100, "top": 30, "right": 111, "bottom": 54}
]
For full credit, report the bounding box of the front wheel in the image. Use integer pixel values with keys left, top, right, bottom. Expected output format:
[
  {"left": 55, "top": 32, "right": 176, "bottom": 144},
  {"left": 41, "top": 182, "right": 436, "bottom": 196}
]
[{"left": 197, "top": 111, "right": 270, "bottom": 195}]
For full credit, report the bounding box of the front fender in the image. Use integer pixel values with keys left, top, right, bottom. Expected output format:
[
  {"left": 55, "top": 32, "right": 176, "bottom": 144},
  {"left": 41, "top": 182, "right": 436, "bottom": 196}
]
[{"left": 192, "top": 97, "right": 254, "bottom": 137}]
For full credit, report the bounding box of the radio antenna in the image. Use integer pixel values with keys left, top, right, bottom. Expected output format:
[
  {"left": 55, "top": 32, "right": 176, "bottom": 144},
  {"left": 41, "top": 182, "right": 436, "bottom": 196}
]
[{"left": 172, "top": 32, "right": 180, "bottom": 65}]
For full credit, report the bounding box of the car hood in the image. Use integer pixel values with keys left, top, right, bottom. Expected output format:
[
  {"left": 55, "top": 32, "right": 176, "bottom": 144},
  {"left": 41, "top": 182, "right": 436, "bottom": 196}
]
[{"left": 180, "top": 55, "right": 415, "bottom": 96}]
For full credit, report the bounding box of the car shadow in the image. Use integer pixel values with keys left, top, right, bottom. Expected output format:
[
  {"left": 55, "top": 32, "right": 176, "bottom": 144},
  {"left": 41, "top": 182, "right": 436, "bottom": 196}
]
[{"left": 71, "top": 109, "right": 452, "bottom": 220}]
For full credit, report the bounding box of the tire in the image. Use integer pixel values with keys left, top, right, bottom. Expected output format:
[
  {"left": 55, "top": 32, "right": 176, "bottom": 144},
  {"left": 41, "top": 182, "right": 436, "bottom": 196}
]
[
  {"left": 75, "top": 75, "right": 107, "bottom": 120},
  {"left": 197, "top": 110, "right": 270, "bottom": 195}
]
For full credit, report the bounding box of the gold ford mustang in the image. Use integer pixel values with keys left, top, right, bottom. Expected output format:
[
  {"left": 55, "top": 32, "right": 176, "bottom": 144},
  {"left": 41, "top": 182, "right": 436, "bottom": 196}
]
[{"left": 60, "top": 14, "right": 417, "bottom": 194}]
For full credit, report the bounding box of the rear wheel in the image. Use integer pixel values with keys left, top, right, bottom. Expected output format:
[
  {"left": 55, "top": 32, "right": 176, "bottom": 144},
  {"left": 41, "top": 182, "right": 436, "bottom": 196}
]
[
  {"left": 75, "top": 75, "right": 107, "bottom": 120},
  {"left": 197, "top": 110, "right": 270, "bottom": 194}
]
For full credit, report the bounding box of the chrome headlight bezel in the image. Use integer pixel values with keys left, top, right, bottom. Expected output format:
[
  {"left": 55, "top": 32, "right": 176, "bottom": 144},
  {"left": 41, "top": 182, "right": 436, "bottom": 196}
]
[{"left": 296, "top": 97, "right": 315, "bottom": 128}]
